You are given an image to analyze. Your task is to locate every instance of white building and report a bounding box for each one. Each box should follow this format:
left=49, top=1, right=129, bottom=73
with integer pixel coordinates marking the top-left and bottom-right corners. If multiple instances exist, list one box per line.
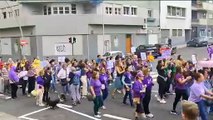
left=160, top=1, right=191, bottom=45
left=0, top=0, right=160, bottom=60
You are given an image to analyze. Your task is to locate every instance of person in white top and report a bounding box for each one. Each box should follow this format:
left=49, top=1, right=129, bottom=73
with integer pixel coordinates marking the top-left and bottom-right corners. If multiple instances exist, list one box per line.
left=57, top=64, right=70, bottom=95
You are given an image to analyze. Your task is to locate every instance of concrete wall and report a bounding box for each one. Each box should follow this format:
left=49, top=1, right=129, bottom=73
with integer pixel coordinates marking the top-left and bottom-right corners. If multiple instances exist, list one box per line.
left=160, top=1, right=191, bottom=30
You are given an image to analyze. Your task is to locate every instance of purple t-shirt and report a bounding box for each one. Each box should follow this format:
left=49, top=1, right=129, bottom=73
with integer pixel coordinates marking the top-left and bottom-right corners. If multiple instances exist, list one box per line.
left=143, top=75, right=154, bottom=91
left=175, top=73, right=187, bottom=90
left=132, top=80, right=145, bottom=99
left=90, top=79, right=102, bottom=96
left=188, top=82, right=208, bottom=103
left=99, top=73, right=109, bottom=88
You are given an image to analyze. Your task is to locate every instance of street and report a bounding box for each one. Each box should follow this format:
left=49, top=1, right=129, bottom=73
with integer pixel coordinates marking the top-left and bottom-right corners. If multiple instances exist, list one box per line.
left=0, top=47, right=212, bottom=120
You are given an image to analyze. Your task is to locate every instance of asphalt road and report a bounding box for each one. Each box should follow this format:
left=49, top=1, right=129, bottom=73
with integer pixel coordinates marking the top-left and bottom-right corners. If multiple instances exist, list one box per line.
left=0, top=46, right=212, bottom=120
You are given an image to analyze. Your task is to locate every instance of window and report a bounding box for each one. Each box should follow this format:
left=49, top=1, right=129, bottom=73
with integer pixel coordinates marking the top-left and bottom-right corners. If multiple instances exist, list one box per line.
left=3, top=12, right=6, bottom=19
left=181, top=8, right=186, bottom=17
left=178, top=29, right=182, bottom=36
left=65, top=7, right=70, bottom=14
left=109, top=7, right=112, bottom=14
left=167, top=6, right=186, bottom=17
left=105, top=7, right=112, bottom=14
left=176, top=8, right=181, bottom=16
left=71, top=4, right=76, bottom=14
left=172, top=7, right=176, bottom=16
left=172, top=29, right=177, bottom=36
left=123, top=7, right=129, bottom=15
left=53, top=7, right=58, bottom=14
left=131, top=7, right=137, bottom=15
left=47, top=7, right=51, bottom=15
left=43, top=6, right=47, bottom=15
left=14, top=9, right=19, bottom=16
left=167, top=6, right=171, bottom=16
left=59, top=7, right=63, bottom=14
left=115, top=8, right=118, bottom=14
left=148, top=9, right=153, bottom=17
left=9, top=11, right=13, bottom=17
left=118, top=8, right=121, bottom=15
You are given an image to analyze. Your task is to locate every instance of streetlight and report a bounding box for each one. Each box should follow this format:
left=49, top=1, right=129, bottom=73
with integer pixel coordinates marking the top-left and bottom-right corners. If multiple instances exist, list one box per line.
left=5, top=0, right=24, bottom=59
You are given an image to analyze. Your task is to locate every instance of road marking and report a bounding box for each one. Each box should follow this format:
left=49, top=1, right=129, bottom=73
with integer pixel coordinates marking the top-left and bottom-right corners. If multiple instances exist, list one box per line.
left=57, top=105, right=101, bottom=120
left=18, top=107, right=50, bottom=120
left=103, top=114, right=131, bottom=120
left=19, top=116, right=38, bottom=120
left=152, top=90, right=158, bottom=93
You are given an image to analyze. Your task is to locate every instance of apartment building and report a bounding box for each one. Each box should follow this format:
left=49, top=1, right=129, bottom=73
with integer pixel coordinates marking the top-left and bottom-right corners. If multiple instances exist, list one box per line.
left=0, top=0, right=159, bottom=60
left=191, top=0, right=213, bottom=39
left=160, top=1, right=191, bottom=46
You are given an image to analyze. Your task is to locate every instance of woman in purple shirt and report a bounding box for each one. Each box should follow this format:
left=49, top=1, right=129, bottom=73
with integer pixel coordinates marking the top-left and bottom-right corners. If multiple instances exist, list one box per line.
left=99, top=67, right=109, bottom=110
left=36, top=70, right=45, bottom=107
left=189, top=72, right=213, bottom=120
left=132, top=71, right=147, bottom=120
left=171, top=66, right=191, bottom=115
left=90, top=71, right=103, bottom=118
left=142, top=68, right=154, bottom=118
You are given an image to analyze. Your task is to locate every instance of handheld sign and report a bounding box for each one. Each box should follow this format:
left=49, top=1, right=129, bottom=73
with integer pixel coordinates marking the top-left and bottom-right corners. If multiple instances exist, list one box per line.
left=191, top=54, right=197, bottom=64
left=140, top=52, right=147, bottom=61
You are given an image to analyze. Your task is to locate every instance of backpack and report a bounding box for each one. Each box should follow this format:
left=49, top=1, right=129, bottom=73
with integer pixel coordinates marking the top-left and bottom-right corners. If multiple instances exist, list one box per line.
left=72, top=75, right=80, bottom=85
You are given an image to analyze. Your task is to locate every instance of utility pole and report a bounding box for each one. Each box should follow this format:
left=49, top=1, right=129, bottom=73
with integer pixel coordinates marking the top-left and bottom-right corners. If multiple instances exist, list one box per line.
left=5, top=0, right=23, bottom=59
left=68, top=37, right=76, bottom=56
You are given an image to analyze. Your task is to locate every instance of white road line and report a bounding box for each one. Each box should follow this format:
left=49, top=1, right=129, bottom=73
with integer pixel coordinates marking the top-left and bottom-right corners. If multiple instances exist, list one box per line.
left=152, top=90, right=158, bottom=93
left=103, top=114, right=131, bottom=120
left=19, top=116, right=38, bottom=120
left=57, top=103, right=73, bottom=108
left=18, top=107, right=50, bottom=119
left=57, top=105, right=101, bottom=120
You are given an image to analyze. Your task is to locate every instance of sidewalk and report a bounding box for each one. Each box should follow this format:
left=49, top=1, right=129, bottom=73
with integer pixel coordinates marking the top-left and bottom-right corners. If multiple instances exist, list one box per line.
left=0, top=112, right=19, bottom=120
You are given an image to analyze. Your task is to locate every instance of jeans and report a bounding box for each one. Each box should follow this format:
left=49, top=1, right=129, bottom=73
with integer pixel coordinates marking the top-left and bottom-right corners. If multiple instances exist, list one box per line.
left=70, top=84, right=81, bottom=102
left=102, top=88, right=109, bottom=102
left=123, top=86, right=133, bottom=106
left=50, top=74, right=56, bottom=91
left=22, top=80, right=27, bottom=95
left=143, top=89, right=151, bottom=114
left=172, top=89, right=188, bottom=111
left=62, top=84, right=69, bottom=94
left=28, top=76, right=35, bottom=94
left=43, top=84, right=50, bottom=102
left=10, top=83, right=18, bottom=99
left=93, top=95, right=103, bottom=115
left=196, top=100, right=209, bottom=120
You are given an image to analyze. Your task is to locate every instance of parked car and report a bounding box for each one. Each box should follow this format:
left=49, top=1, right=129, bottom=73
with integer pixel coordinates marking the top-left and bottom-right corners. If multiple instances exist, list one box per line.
left=103, top=51, right=125, bottom=58
left=154, top=43, right=177, bottom=55
left=187, top=37, right=208, bottom=47
left=135, top=44, right=160, bottom=58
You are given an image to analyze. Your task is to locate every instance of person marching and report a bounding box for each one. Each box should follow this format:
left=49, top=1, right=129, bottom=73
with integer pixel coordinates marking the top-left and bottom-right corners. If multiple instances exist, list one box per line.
left=9, top=66, right=19, bottom=99
left=90, top=71, right=103, bottom=118
left=99, top=67, right=109, bottom=109
left=132, top=71, right=147, bottom=120
left=36, top=70, right=45, bottom=107
left=142, top=68, right=154, bottom=118
left=122, top=65, right=133, bottom=107
left=171, top=66, right=191, bottom=115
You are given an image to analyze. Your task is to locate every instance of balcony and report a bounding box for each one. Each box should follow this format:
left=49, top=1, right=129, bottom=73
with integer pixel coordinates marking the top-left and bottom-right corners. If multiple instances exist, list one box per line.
left=192, top=1, right=213, bottom=11
left=147, top=17, right=156, bottom=22
left=191, top=18, right=213, bottom=26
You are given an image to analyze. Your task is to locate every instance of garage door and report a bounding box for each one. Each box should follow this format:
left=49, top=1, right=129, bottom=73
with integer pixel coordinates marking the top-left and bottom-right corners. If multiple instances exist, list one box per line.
left=148, top=34, right=158, bottom=45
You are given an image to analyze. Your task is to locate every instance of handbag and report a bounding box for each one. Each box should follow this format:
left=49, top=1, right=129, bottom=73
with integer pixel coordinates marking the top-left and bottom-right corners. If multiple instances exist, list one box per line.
left=86, top=93, right=94, bottom=102
left=31, top=89, right=38, bottom=97
left=133, top=97, right=140, bottom=104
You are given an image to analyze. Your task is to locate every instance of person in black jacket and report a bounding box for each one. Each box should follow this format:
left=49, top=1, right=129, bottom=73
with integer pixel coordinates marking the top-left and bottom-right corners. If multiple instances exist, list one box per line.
left=43, top=67, right=52, bottom=102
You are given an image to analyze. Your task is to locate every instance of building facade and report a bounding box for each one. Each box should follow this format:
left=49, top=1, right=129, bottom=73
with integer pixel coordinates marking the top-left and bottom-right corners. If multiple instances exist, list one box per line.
left=160, top=1, right=191, bottom=46
left=191, top=0, right=213, bottom=39
left=0, top=0, right=160, bottom=60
